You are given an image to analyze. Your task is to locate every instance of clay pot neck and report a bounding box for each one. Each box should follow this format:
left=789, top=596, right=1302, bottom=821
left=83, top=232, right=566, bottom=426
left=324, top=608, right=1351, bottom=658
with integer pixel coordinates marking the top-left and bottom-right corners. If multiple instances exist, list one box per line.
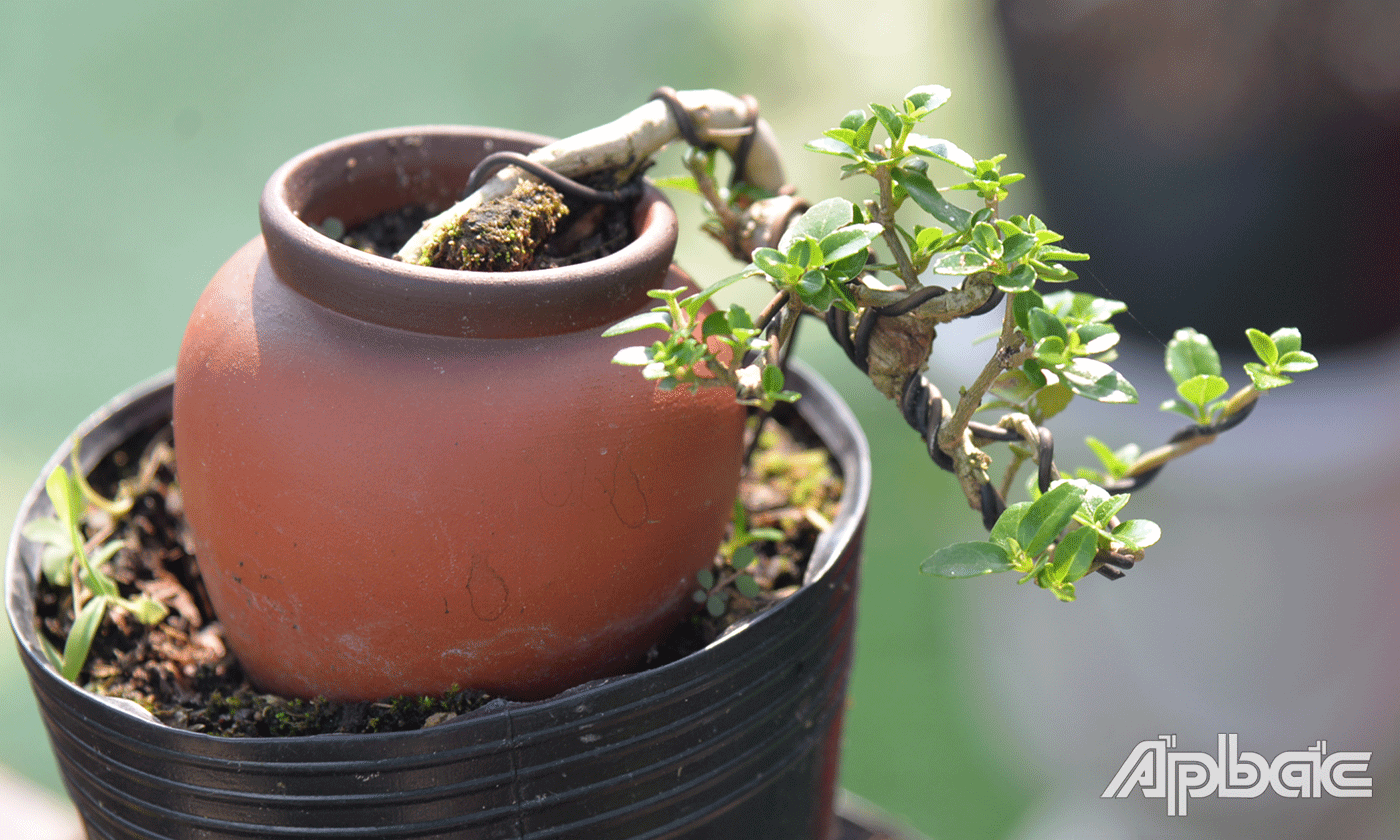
left=258, top=126, right=679, bottom=339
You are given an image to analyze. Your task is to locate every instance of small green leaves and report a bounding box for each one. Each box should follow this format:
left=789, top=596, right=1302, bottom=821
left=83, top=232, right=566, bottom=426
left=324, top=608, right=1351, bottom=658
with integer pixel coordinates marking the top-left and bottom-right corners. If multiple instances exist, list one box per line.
left=756, top=197, right=879, bottom=312
left=1161, top=326, right=1317, bottom=424
left=1082, top=436, right=1140, bottom=482
left=696, top=499, right=786, bottom=617
left=606, top=271, right=803, bottom=409
left=1012, top=291, right=1137, bottom=405
left=30, top=461, right=169, bottom=683
left=922, top=478, right=1159, bottom=602
left=1244, top=327, right=1318, bottom=390
left=1161, top=328, right=1229, bottom=424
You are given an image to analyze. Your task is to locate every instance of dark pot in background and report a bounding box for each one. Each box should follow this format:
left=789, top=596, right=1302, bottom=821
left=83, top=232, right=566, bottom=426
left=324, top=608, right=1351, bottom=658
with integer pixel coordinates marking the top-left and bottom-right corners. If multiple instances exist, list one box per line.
left=996, top=0, right=1400, bottom=353
left=6, top=362, right=874, bottom=840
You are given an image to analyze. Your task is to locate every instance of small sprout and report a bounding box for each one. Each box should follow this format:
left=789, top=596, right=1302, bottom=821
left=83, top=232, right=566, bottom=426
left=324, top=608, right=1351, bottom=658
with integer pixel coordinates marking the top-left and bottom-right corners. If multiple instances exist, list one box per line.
left=29, top=458, right=168, bottom=683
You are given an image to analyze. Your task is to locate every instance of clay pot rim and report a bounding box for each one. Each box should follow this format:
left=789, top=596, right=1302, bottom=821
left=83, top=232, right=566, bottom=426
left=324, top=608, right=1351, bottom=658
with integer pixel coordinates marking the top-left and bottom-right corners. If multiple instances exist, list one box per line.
left=259, top=125, right=680, bottom=339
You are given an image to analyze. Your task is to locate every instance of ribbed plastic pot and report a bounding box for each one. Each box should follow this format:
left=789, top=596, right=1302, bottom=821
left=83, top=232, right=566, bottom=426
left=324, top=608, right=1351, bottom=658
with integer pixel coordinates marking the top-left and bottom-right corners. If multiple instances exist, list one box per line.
left=7, top=361, right=870, bottom=840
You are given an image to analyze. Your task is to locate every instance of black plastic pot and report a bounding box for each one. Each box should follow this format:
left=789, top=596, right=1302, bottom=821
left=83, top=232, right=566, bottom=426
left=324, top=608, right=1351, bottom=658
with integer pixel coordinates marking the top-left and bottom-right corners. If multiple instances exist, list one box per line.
left=7, top=362, right=872, bottom=840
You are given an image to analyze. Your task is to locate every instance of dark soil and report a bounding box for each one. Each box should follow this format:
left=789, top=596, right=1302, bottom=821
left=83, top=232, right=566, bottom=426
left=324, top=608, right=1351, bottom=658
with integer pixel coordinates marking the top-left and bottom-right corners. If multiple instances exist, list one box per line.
left=32, top=407, right=841, bottom=737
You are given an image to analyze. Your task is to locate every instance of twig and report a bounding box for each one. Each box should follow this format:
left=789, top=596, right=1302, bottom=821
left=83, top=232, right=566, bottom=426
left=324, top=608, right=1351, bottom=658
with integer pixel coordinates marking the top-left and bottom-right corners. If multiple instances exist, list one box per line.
left=397, top=90, right=786, bottom=264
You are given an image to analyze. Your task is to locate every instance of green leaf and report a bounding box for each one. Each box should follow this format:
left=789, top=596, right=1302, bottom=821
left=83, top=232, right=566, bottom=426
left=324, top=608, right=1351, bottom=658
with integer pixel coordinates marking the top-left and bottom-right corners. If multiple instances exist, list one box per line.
left=990, top=502, right=1029, bottom=550
left=734, top=574, right=761, bottom=599
left=1035, top=244, right=1090, bottom=262
left=1061, top=359, right=1138, bottom=403
left=22, top=517, right=75, bottom=586
left=818, top=224, right=883, bottom=264
left=706, top=593, right=727, bottom=618
left=1085, top=436, right=1138, bottom=479
left=1027, top=308, right=1069, bottom=343
left=871, top=102, right=903, bottom=144
left=903, top=84, right=951, bottom=113
left=1244, top=362, right=1293, bottom=390
left=1276, top=350, right=1318, bottom=373
left=823, top=128, right=858, bottom=147
left=611, top=345, right=654, bottom=367
left=1159, top=398, right=1202, bottom=422
left=1001, top=232, right=1037, bottom=264
left=929, top=248, right=993, bottom=275
left=1042, top=291, right=1127, bottom=325
left=853, top=116, right=878, bottom=152
left=124, top=595, right=170, bottom=626
left=686, top=270, right=751, bottom=311
left=701, top=310, right=732, bottom=339
left=1018, top=481, right=1086, bottom=559
left=1028, top=382, right=1074, bottom=422
left=650, top=175, right=701, bottom=196
left=1050, top=526, right=1098, bottom=584
left=752, top=247, right=788, bottom=280
left=1246, top=328, right=1278, bottom=367
left=780, top=198, right=855, bottom=252
left=804, top=136, right=860, bottom=160
left=890, top=167, right=972, bottom=231
left=971, top=221, right=1001, bottom=259
left=1270, top=327, right=1303, bottom=355
left=45, top=467, right=84, bottom=536
left=1012, top=289, right=1045, bottom=334
left=603, top=311, right=672, bottom=337
left=997, top=263, right=1037, bottom=293
left=1035, top=335, right=1067, bottom=364
left=839, top=109, right=867, bottom=131
left=1075, top=323, right=1120, bottom=355
left=787, top=237, right=822, bottom=270
left=761, top=364, right=786, bottom=395
left=697, top=569, right=715, bottom=589
left=1165, top=327, right=1221, bottom=384
left=905, top=134, right=976, bottom=171
left=1092, top=492, right=1131, bottom=525
left=60, top=594, right=108, bottom=682
left=921, top=541, right=1014, bottom=577
left=1112, top=519, right=1161, bottom=550
left=1176, top=373, right=1229, bottom=409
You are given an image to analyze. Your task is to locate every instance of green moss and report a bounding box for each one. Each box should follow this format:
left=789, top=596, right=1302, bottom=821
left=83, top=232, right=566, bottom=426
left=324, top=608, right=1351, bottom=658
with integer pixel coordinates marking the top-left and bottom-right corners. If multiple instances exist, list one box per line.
left=420, top=180, right=568, bottom=271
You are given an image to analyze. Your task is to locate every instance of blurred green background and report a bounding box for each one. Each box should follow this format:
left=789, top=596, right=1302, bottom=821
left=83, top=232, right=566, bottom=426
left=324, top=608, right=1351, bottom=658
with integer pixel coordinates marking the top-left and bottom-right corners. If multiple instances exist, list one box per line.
left=1, top=2, right=1032, bottom=837
left=9, top=2, right=1398, bottom=839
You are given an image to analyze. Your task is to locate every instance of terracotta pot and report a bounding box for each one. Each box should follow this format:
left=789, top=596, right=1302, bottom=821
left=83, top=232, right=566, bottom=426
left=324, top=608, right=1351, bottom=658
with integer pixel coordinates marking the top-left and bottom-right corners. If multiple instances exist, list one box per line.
left=173, top=126, right=748, bottom=702
left=7, top=365, right=873, bottom=840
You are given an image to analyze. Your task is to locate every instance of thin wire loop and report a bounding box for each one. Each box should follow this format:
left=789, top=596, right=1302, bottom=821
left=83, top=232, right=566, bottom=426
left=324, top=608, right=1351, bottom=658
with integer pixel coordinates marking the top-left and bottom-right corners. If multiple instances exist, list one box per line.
left=464, top=151, right=641, bottom=205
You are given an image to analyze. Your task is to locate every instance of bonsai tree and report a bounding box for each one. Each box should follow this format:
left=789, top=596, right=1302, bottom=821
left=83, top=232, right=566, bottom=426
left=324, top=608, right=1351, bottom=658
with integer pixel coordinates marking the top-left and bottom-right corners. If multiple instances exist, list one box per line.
left=27, top=84, right=1318, bottom=690
left=405, top=84, right=1315, bottom=603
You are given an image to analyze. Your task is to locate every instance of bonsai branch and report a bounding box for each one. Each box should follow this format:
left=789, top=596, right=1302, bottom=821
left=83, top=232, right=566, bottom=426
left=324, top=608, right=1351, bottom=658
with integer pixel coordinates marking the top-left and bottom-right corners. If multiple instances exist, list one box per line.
left=1118, top=385, right=1261, bottom=481
left=397, top=90, right=787, bottom=265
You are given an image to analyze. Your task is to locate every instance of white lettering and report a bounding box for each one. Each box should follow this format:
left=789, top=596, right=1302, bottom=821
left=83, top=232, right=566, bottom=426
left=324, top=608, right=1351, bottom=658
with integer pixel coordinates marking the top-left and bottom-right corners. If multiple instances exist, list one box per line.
left=1104, top=734, right=1372, bottom=815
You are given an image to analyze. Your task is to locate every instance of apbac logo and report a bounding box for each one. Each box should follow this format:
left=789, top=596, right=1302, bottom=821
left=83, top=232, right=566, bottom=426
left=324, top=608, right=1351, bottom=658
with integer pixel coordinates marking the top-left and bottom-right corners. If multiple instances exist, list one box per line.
left=1102, top=734, right=1372, bottom=816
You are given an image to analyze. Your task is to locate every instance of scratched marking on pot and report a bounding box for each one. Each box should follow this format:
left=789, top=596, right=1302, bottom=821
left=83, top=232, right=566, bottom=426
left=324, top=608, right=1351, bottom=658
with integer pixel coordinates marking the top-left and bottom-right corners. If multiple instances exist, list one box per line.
left=599, top=455, right=649, bottom=528
left=465, top=555, right=509, bottom=621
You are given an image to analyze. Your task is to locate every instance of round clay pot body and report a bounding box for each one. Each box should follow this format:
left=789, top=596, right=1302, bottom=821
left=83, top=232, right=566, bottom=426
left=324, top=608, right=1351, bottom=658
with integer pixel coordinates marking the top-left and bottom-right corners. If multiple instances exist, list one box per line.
left=7, top=365, right=871, bottom=840
left=174, top=126, right=747, bottom=702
